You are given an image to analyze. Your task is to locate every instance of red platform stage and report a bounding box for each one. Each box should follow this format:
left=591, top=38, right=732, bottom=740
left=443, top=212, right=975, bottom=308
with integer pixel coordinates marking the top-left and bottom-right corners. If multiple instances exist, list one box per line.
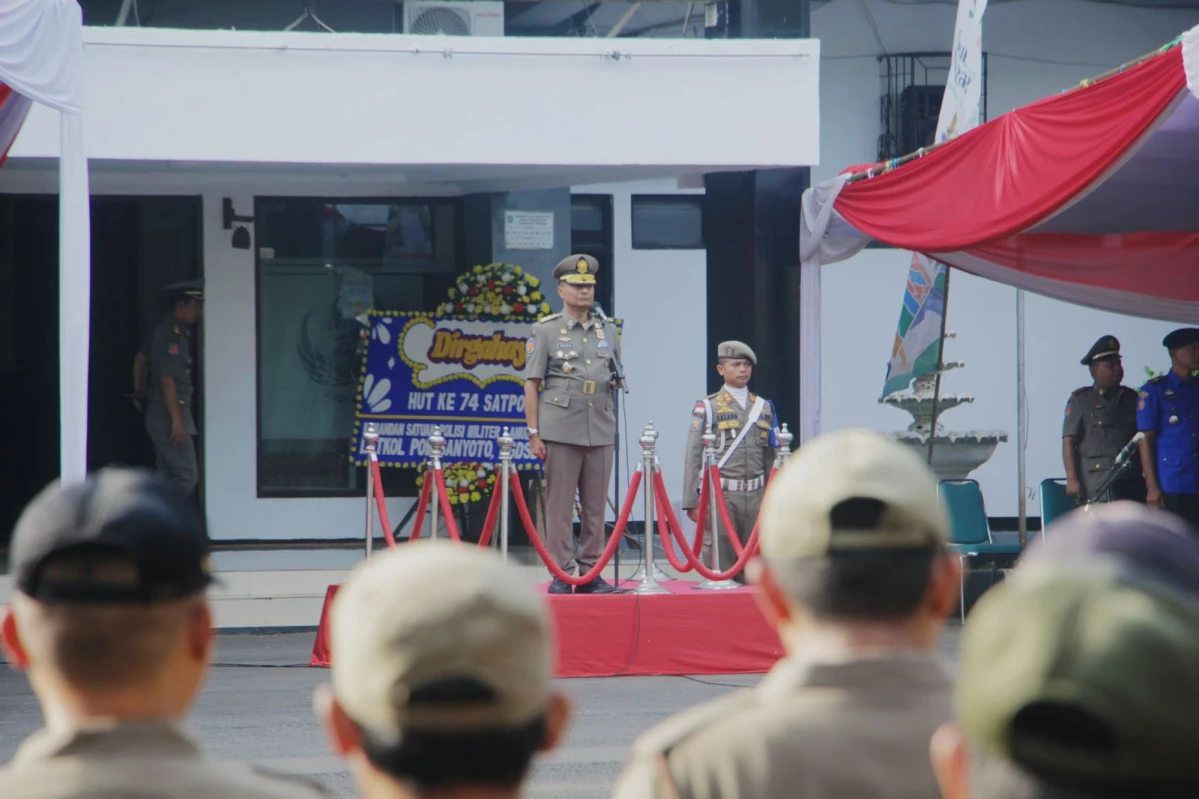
left=309, top=580, right=783, bottom=678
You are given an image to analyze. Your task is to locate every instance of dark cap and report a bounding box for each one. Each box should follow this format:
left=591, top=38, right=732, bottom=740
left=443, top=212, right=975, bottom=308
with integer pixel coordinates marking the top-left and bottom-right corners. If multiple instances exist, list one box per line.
left=958, top=503, right=1199, bottom=791
left=553, top=254, right=598, bottom=286
left=1080, top=335, right=1120, bottom=365
left=163, top=279, right=204, bottom=301
left=10, top=468, right=214, bottom=604
left=1163, top=327, right=1199, bottom=350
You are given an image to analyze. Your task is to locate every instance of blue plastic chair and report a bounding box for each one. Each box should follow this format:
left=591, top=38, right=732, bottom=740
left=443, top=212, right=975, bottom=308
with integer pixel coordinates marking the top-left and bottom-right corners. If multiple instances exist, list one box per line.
left=1039, top=478, right=1078, bottom=539
left=938, top=479, right=1022, bottom=620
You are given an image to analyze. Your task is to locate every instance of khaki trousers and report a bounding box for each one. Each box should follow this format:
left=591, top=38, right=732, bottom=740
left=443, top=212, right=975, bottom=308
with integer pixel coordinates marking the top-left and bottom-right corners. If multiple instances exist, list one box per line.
left=544, top=442, right=614, bottom=574
left=701, top=488, right=762, bottom=583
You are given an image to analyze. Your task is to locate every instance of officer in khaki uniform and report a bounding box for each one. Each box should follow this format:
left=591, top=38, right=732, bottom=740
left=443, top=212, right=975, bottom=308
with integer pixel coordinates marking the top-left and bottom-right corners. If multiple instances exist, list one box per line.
left=1062, top=335, right=1144, bottom=504
left=682, top=341, right=778, bottom=581
left=524, top=255, right=625, bottom=595
left=930, top=503, right=1199, bottom=798
left=314, top=542, right=573, bottom=798
left=613, top=429, right=960, bottom=799
left=0, top=468, right=328, bottom=799
left=134, top=279, right=204, bottom=497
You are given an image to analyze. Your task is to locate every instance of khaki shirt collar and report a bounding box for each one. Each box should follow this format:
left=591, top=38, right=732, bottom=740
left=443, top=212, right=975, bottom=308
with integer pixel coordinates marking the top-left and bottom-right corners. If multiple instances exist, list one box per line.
left=756, top=647, right=952, bottom=701
left=11, top=718, right=199, bottom=765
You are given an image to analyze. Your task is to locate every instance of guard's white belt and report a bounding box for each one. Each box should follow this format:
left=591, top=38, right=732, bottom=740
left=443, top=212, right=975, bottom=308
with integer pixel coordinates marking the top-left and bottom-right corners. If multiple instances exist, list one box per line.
left=719, top=476, right=765, bottom=492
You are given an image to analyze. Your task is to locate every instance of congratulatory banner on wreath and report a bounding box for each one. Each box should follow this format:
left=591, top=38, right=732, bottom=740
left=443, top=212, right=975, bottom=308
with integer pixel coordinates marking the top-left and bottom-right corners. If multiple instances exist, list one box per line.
left=351, top=311, right=542, bottom=469
left=349, top=262, right=621, bottom=470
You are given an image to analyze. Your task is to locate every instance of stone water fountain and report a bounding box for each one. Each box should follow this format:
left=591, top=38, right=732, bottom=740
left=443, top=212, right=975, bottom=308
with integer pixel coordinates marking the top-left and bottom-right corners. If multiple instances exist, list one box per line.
left=880, top=333, right=1008, bottom=480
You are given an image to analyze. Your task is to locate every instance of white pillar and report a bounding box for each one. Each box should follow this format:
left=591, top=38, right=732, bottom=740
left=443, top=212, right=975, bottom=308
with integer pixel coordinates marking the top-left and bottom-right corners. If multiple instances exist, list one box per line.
left=59, top=110, right=90, bottom=483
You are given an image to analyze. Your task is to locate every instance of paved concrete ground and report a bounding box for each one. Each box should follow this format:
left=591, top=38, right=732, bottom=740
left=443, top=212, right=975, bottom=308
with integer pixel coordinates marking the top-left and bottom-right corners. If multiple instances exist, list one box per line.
left=0, top=625, right=962, bottom=798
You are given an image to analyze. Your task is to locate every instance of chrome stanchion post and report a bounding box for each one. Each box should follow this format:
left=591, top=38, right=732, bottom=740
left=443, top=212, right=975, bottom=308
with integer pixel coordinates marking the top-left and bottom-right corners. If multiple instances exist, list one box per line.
left=695, top=421, right=738, bottom=591
left=633, top=422, right=670, bottom=595
left=776, top=422, right=794, bottom=469
left=428, top=425, right=446, bottom=540
left=498, top=426, right=514, bottom=562
left=628, top=421, right=670, bottom=585
left=363, top=422, right=379, bottom=559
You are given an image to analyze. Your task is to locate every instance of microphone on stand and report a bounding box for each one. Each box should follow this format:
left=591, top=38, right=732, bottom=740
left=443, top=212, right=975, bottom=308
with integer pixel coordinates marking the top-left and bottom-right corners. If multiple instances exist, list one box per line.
left=1114, top=432, right=1146, bottom=467
left=591, top=303, right=628, bottom=394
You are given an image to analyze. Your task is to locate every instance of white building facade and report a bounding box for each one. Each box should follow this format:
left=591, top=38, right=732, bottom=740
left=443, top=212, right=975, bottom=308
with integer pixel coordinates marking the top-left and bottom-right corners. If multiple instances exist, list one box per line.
left=2, top=0, right=1196, bottom=550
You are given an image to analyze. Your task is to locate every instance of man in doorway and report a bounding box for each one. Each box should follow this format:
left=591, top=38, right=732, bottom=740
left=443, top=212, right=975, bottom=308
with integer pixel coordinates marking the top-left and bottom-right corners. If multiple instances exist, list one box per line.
left=1062, top=335, right=1144, bottom=504
left=524, top=255, right=625, bottom=595
left=133, top=279, right=203, bottom=498
left=1137, top=327, right=1199, bottom=528
left=682, top=341, right=779, bottom=582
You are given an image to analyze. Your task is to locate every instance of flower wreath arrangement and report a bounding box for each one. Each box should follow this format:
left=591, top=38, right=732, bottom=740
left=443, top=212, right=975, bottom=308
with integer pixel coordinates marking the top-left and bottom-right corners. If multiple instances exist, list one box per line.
left=435, top=263, right=552, bottom=321
left=416, top=461, right=498, bottom=506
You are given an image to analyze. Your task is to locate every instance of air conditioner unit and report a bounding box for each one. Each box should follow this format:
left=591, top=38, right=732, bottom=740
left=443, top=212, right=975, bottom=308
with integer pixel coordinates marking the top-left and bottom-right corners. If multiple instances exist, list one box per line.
left=403, top=1, right=505, bottom=37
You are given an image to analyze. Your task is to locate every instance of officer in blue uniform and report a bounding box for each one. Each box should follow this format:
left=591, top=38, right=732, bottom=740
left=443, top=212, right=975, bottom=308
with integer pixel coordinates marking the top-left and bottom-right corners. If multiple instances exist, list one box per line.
left=1137, top=327, right=1199, bottom=529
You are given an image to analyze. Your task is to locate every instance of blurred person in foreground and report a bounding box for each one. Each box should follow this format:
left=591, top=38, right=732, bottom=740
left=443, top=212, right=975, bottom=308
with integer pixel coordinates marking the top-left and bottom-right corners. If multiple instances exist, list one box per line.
left=313, top=541, right=572, bottom=799
left=930, top=501, right=1199, bottom=799
left=612, top=428, right=962, bottom=798
left=0, top=467, right=327, bottom=798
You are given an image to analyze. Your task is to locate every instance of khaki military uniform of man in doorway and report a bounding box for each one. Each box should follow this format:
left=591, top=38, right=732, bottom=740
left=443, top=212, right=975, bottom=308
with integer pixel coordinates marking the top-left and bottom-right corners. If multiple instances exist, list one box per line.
left=1062, top=335, right=1144, bottom=504
left=524, top=255, right=625, bottom=595
left=134, top=280, right=203, bottom=497
left=682, top=341, right=778, bottom=582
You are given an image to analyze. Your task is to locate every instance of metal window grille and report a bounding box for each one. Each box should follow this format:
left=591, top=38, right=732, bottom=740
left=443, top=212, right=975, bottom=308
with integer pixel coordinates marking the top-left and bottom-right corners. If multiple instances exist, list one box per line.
left=878, top=52, right=988, bottom=162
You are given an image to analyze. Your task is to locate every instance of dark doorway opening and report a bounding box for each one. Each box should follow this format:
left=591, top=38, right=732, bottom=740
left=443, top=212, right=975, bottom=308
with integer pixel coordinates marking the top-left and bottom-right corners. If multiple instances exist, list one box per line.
left=0, top=195, right=203, bottom=548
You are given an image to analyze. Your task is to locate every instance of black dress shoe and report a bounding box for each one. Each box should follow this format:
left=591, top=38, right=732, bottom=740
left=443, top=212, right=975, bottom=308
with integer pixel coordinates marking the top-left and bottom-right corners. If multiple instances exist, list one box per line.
left=547, top=578, right=573, bottom=595
left=575, top=576, right=629, bottom=594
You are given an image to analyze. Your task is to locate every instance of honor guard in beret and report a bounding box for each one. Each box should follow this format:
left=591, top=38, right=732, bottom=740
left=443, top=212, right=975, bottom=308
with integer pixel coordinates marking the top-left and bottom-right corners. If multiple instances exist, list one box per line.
left=524, top=254, right=627, bottom=594
left=0, top=467, right=329, bottom=798
left=1136, top=327, right=1199, bottom=529
left=681, top=341, right=780, bottom=581
left=1062, top=335, right=1144, bottom=505
left=615, top=430, right=959, bottom=799
left=931, top=502, right=1199, bottom=797
left=132, top=279, right=204, bottom=499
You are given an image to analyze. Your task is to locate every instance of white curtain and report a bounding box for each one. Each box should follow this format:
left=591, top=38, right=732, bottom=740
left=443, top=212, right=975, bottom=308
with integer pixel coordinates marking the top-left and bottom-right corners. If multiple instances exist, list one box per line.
left=0, top=0, right=88, bottom=482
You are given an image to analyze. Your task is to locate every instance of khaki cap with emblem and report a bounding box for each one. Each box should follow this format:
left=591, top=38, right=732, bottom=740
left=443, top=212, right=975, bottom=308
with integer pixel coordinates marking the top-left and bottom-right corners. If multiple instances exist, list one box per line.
left=957, top=562, right=1199, bottom=790
left=1080, top=334, right=1120, bottom=365
left=330, top=541, right=552, bottom=742
left=716, top=340, right=757, bottom=365
left=758, top=428, right=948, bottom=559
left=553, top=254, right=598, bottom=285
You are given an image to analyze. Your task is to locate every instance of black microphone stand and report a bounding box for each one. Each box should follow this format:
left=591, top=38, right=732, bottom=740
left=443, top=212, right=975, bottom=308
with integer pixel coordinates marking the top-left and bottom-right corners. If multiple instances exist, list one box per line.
left=1083, top=449, right=1139, bottom=509
left=593, top=305, right=631, bottom=585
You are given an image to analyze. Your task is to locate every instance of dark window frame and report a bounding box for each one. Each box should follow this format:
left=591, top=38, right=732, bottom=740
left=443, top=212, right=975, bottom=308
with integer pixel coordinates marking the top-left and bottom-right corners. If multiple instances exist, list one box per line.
left=253, top=195, right=464, bottom=499
left=630, top=194, right=705, bottom=251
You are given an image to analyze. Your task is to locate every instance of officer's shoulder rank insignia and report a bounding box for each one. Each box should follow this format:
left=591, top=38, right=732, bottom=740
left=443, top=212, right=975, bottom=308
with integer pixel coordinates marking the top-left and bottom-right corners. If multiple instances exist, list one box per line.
left=537, top=312, right=561, bottom=324
left=1148, top=375, right=1167, bottom=384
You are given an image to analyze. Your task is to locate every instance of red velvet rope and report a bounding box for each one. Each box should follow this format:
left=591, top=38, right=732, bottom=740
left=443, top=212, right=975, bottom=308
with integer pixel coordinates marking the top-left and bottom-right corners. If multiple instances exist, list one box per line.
left=476, top=477, right=503, bottom=548
left=652, top=474, right=694, bottom=574
left=406, top=474, right=433, bottom=542
left=709, top=464, right=746, bottom=557
left=651, top=466, right=780, bottom=582
left=510, top=468, right=642, bottom=586
left=369, top=458, right=397, bottom=548
left=432, top=468, right=463, bottom=542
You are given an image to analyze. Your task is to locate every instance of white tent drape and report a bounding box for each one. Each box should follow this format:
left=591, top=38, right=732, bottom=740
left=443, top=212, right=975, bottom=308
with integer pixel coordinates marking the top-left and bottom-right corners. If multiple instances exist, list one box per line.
left=0, top=0, right=89, bottom=483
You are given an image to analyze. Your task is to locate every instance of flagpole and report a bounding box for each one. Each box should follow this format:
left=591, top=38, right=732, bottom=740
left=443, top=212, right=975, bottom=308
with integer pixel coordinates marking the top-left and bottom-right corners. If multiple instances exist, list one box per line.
left=1016, top=290, right=1028, bottom=547
left=926, top=265, right=952, bottom=466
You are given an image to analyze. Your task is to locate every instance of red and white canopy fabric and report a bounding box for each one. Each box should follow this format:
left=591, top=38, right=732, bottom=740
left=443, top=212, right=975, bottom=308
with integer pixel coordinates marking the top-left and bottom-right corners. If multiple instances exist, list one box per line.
left=797, top=24, right=1199, bottom=442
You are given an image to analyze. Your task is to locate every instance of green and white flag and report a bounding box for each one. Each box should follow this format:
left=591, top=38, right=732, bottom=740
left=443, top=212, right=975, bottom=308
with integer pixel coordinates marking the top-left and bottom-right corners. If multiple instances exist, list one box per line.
left=882, top=0, right=988, bottom=398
